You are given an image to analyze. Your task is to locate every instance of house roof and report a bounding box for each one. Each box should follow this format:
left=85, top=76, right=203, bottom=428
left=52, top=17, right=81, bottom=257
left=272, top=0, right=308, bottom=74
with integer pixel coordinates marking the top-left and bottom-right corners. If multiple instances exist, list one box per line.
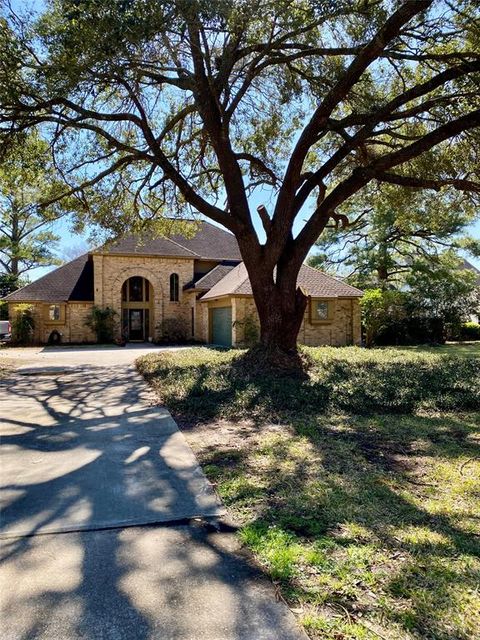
left=2, top=223, right=362, bottom=305
left=184, top=263, right=237, bottom=291
left=3, top=254, right=94, bottom=302
left=462, top=259, right=480, bottom=285
left=2, top=221, right=240, bottom=303
left=200, top=262, right=363, bottom=300
left=97, top=220, right=241, bottom=261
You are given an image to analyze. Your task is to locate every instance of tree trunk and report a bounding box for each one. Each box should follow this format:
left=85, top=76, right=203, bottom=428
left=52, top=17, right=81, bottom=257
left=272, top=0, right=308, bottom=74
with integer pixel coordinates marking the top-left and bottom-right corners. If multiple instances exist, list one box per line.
left=256, top=288, right=307, bottom=353
left=10, top=212, right=20, bottom=277
left=233, top=220, right=314, bottom=372
left=243, top=258, right=309, bottom=372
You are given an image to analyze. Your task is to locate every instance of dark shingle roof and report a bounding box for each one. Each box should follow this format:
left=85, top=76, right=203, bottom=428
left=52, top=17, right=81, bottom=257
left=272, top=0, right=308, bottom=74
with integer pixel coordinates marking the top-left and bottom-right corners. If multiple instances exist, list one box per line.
left=184, top=264, right=237, bottom=291
left=3, top=254, right=94, bottom=302
left=201, top=262, right=363, bottom=300
left=100, top=220, right=241, bottom=261
left=3, top=221, right=241, bottom=303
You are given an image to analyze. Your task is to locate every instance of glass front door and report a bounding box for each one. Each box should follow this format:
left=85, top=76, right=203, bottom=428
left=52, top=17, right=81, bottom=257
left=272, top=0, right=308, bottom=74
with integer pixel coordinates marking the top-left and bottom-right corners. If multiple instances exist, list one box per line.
left=129, top=309, right=144, bottom=341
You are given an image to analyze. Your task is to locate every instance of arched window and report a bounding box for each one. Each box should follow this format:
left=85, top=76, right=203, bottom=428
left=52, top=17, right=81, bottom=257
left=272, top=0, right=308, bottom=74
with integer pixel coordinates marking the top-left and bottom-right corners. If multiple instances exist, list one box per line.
left=122, top=276, right=149, bottom=302
left=170, top=273, right=179, bottom=302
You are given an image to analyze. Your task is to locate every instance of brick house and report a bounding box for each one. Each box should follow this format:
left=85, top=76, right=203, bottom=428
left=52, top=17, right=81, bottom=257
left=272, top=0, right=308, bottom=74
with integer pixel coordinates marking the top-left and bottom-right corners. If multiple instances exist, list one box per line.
left=3, top=221, right=362, bottom=347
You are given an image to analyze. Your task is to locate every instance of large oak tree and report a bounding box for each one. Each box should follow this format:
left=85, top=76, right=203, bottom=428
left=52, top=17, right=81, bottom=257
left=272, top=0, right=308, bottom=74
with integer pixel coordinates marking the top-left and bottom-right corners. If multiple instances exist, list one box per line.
left=1, top=0, right=479, bottom=361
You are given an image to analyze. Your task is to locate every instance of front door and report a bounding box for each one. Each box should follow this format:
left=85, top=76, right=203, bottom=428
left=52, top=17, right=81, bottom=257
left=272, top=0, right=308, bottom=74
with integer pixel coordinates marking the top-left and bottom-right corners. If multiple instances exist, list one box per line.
left=129, top=309, right=144, bottom=341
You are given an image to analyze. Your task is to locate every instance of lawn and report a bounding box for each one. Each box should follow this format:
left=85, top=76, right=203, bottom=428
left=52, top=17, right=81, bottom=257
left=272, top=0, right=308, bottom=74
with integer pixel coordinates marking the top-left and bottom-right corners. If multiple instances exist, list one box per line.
left=384, top=342, right=480, bottom=358
left=137, top=346, right=480, bottom=640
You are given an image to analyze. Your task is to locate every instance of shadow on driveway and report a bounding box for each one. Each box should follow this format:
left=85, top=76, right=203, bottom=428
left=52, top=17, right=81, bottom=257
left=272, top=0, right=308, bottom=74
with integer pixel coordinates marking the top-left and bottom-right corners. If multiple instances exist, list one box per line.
left=0, top=365, right=304, bottom=640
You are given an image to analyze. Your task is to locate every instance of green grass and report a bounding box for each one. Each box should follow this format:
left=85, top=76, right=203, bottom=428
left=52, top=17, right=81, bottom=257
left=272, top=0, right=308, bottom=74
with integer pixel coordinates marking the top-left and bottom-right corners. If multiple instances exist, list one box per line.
left=137, top=346, right=480, bottom=640
left=138, top=345, right=479, bottom=418
left=382, top=342, right=480, bottom=358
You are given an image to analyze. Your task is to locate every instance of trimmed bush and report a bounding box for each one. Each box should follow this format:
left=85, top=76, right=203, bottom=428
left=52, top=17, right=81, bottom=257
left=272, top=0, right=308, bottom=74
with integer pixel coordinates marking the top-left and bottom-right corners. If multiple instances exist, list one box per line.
left=160, top=317, right=188, bottom=343
left=11, top=305, right=35, bottom=344
left=85, top=306, right=117, bottom=343
left=460, top=322, right=480, bottom=341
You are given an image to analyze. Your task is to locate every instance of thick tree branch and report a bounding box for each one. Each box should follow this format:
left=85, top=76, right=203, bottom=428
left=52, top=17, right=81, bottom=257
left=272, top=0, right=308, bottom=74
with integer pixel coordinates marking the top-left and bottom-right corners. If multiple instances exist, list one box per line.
left=273, top=0, right=433, bottom=245
left=293, top=60, right=480, bottom=211
left=293, top=108, right=480, bottom=270
left=376, top=172, right=480, bottom=193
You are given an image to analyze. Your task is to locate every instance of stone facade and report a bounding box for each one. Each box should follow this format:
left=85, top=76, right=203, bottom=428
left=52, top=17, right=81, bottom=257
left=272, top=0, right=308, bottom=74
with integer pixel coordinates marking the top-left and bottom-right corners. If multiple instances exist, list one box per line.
left=92, top=253, right=195, bottom=341
left=7, top=253, right=362, bottom=346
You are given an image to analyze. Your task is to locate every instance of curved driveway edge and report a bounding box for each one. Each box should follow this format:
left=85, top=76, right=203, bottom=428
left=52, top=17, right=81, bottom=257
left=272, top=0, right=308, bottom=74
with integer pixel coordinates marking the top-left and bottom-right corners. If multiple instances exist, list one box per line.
left=0, top=346, right=307, bottom=640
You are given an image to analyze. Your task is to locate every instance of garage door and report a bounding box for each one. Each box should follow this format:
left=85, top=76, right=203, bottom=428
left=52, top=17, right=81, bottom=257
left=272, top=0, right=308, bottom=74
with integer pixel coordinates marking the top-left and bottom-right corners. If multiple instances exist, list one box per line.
left=211, top=307, right=232, bottom=347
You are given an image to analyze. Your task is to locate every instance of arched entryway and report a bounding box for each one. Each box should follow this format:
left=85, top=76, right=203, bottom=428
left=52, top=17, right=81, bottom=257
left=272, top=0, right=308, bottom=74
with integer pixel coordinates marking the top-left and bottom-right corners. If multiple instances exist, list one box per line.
left=121, top=276, right=153, bottom=342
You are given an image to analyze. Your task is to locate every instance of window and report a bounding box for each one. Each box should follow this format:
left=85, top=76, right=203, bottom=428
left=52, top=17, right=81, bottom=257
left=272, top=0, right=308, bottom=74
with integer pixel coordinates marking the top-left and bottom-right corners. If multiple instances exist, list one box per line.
left=49, top=305, right=61, bottom=321
left=170, top=273, right=179, bottom=302
left=311, top=299, right=333, bottom=323
left=129, top=276, right=144, bottom=302
left=315, top=301, right=329, bottom=320
left=45, top=304, right=64, bottom=323
left=122, top=277, right=150, bottom=302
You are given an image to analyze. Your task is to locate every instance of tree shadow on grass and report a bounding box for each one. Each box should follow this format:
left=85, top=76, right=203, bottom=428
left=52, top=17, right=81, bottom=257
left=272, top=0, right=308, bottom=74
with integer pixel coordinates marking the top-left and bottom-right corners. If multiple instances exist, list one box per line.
left=141, top=351, right=480, bottom=425
left=170, top=361, right=480, bottom=638
left=240, top=414, right=479, bottom=638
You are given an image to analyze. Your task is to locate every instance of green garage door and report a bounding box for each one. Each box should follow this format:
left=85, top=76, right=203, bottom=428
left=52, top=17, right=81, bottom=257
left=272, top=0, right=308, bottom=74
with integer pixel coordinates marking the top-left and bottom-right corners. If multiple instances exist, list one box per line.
left=211, top=307, right=232, bottom=347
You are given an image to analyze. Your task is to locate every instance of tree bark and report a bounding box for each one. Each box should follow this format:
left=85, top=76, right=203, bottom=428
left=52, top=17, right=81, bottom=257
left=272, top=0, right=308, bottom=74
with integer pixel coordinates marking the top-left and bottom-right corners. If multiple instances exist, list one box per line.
left=243, top=254, right=308, bottom=357
left=257, top=292, right=307, bottom=353
left=10, top=212, right=20, bottom=277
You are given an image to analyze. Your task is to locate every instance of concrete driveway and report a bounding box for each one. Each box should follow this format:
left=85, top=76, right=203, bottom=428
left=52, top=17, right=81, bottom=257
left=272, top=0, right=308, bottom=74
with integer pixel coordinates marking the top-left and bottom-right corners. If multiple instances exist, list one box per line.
left=0, top=346, right=305, bottom=640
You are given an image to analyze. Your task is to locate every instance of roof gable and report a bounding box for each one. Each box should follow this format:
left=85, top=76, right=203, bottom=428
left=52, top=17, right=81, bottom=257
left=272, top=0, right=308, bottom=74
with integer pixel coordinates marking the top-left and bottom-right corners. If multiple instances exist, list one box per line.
left=2, top=221, right=240, bottom=304
left=185, top=264, right=237, bottom=291
left=99, top=220, right=241, bottom=261
left=200, top=262, right=363, bottom=300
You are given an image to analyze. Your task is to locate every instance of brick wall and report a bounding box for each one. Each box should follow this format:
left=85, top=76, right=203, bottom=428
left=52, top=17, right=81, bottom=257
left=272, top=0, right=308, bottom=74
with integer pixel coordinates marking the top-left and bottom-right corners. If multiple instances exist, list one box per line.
left=202, top=295, right=362, bottom=347
left=8, top=301, right=95, bottom=344
left=93, top=254, right=195, bottom=340
left=67, top=303, right=96, bottom=343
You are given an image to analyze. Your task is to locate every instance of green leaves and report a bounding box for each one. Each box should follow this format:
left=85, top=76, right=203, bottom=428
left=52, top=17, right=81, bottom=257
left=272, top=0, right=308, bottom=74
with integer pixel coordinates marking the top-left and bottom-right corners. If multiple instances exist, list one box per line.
left=0, top=130, right=66, bottom=278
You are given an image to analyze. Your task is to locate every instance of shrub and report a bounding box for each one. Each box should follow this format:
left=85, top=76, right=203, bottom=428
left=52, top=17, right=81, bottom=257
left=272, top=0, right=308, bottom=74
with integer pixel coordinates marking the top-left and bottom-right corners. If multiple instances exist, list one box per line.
left=460, top=322, right=480, bottom=341
left=11, top=305, right=35, bottom=344
left=233, top=314, right=259, bottom=347
left=160, top=317, right=188, bottom=343
left=85, top=306, right=117, bottom=343
left=360, top=289, right=407, bottom=347
left=137, top=346, right=480, bottom=418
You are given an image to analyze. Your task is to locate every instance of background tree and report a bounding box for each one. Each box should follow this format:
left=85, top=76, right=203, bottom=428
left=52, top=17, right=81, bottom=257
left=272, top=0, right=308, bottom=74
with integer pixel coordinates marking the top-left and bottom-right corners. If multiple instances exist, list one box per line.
left=308, top=182, right=480, bottom=288
left=1, top=0, right=480, bottom=365
left=406, top=252, right=480, bottom=332
left=0, top=130, right=74, bottom=289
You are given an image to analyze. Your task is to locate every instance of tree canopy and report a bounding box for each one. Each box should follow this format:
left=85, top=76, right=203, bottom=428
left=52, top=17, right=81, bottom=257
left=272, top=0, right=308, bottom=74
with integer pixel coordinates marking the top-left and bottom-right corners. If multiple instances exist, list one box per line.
left=1, top=0, right=479, bottom=358
left=0, top=130, right=76, bottom=287
left=308, top=182, right=479, bottom=287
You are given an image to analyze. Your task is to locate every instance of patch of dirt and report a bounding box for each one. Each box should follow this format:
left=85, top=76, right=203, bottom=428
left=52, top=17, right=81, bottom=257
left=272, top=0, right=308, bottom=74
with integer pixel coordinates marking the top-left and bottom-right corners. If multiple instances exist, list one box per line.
left=177, top=416, right=292, bottom=460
